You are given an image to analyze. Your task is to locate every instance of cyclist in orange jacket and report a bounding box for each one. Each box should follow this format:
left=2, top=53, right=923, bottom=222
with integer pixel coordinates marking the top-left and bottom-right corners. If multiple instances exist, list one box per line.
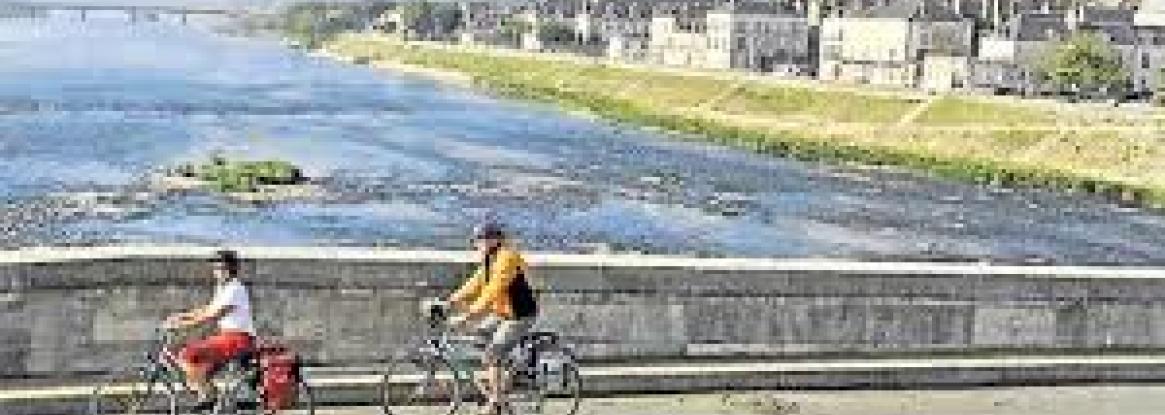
left=448, top=222, right=539, bottom=415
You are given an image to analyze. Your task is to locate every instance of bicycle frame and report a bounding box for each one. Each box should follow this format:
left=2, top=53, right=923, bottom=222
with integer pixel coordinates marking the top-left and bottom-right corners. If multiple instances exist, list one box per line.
left=418, top=317, right=536, bottom=395
left=136, top=327, right=195, bottom=396
left=135, top=327, right=270, bottom=410
left=388, top=298, right=582, bottom=415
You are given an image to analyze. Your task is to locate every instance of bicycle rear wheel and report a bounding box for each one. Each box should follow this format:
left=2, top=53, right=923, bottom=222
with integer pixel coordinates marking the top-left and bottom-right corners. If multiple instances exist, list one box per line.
left=212, top=369, right=315, bottom=415
left=278, top=378, right=316, bottom=415
left=509, top=345, right=581, bottom=415
left=380, top=353, right=461, bottom=415
left=87, top=368, right=178, bottom=415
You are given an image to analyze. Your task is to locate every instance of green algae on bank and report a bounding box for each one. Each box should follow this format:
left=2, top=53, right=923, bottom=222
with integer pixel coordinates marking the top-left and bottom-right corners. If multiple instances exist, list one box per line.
left=324, top=35, right=1165, bottom=210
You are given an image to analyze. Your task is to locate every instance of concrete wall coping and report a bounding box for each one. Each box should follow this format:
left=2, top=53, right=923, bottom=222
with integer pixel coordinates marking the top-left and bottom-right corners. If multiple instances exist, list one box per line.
left=1, top=245, right=1163, bottom=279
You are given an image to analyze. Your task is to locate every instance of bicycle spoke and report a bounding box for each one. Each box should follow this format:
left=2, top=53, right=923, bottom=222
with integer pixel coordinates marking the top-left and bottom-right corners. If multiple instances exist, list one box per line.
left=527, top=347, right=582, bottom=415
left=87, top=369, right=177, bottom=415
left=381, top=354, right=460, bottom=415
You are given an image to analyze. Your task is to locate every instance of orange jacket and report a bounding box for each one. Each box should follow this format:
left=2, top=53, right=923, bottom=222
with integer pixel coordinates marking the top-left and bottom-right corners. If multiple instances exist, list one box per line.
left=450, top=246, right=528, bottom=319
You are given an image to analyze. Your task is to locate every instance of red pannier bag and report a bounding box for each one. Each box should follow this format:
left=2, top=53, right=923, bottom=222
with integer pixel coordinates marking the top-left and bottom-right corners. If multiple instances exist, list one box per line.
left=257, top=338, right=299, bottom=411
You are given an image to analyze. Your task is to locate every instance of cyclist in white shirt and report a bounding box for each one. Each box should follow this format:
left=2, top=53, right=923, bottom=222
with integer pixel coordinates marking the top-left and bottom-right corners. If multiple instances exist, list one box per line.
left=164, top=249, right=257, bottom=412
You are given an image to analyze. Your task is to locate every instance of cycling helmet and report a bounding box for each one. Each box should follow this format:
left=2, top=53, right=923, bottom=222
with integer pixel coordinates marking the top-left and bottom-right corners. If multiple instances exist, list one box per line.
left=472, top=221, right=506, bottom=241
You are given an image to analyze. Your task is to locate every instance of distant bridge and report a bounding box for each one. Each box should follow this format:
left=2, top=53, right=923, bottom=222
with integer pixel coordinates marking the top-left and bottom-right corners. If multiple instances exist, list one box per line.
left=0, top=2, right=244, bottom=23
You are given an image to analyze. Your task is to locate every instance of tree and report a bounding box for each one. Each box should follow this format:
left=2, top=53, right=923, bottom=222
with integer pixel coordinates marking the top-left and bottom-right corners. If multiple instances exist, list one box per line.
left=498, top=16, right=532, bottom=47
left=279, top=3, right=372, bottom=49
left=397, top=1, right=433, bottom=40
left=394, top=1, right=460, bottom=41
left=1038, top=31, right=1130, bottom=100
left=537, top=21, right=577, bottom=45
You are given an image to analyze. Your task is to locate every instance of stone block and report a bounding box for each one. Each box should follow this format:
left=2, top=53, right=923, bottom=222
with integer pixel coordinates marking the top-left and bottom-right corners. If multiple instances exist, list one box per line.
left=0, top=326, right=29, bottom=376
left=973, top=306, right=1057, bottom=347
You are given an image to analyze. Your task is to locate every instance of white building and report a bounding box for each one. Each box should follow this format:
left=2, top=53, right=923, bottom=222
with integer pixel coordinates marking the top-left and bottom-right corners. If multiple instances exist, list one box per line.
left=650, top=13, right=710, bottom=67
left=458, top=1, right=531, bottom=46
left=1132, top=0, right=1165, bottom=98
left=574, top=1, right=654, bottom=59
left=608, top=33, right=652, bottom=62
left=819, top=0, right=974, bottom=89
left=705, top=1, right=813, bottom=76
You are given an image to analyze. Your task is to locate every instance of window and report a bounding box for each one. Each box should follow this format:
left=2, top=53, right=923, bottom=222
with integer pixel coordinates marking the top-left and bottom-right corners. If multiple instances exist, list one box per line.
left=1143, top=52, right=1151, bottom=70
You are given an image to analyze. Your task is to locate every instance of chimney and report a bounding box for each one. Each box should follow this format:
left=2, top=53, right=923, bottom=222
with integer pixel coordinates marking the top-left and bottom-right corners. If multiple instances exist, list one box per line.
left=992, top=0, right=1002, bottom=29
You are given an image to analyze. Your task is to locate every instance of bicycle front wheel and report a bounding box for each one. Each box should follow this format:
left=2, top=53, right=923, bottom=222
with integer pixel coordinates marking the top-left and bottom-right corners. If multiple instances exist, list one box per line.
left=87, top=368, right=178, bottom=415
left=380, top=353, right=461, bottom=415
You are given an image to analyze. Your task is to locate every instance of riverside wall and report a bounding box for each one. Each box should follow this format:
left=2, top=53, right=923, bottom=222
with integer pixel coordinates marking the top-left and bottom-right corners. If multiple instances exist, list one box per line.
left=2, top=246, right=1165, bottom=378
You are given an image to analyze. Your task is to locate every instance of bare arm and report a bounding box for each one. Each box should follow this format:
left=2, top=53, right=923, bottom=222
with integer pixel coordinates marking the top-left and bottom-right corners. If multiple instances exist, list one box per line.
left=166, top=303, right=233, bottom=329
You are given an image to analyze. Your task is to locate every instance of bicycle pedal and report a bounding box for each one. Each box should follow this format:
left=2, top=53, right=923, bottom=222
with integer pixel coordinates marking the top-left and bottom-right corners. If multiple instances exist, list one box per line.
left=236, top=401, right=259, bottom=411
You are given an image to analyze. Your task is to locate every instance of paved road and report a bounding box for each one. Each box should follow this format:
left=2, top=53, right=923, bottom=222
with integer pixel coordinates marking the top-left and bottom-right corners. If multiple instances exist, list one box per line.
left=303, top=386, right=1165, bottom=415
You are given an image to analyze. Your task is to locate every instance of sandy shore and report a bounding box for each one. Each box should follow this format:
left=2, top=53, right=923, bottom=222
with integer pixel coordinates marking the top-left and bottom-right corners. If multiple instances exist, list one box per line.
left=313, top=47, right=475, bottom=87
left=368, top=59, right=475, bottom=86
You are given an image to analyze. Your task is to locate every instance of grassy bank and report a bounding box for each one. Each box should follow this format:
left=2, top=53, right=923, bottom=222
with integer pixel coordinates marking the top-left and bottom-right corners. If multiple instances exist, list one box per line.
left=326, top=34, right=1165, bottom=208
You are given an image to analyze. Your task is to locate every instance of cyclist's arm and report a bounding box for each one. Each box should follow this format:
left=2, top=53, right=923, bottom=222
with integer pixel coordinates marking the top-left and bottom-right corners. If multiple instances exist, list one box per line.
left=168, top=303, right=231, bottom=328
left=449, top=267, right=485, bottom=311
left=465, top=251, right=519, bottom=319
left=170, top=283, right=239, bottom=328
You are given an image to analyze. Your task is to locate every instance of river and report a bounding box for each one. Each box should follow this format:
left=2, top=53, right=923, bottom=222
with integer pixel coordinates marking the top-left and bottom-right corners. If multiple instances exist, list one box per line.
left=1, top=11, right=1163, bottom=264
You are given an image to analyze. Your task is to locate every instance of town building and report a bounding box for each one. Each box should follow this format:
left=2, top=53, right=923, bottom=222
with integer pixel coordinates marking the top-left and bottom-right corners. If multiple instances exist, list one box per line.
left=704, top=1, right=813, bottom=75
left=818, top=0, right=975, bottom=90
left=972, top=11, right=1066, bottom=95
left=648, top=1, right=720, bottom=67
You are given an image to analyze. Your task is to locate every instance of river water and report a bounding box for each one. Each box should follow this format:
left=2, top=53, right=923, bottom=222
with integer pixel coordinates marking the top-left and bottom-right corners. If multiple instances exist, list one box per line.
left=1, top=11, right=1163, bottom=264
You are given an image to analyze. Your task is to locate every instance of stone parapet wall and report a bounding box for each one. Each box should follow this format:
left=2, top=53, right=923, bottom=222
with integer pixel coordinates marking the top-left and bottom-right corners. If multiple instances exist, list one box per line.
left=2, top=246, right=1164, bottom=378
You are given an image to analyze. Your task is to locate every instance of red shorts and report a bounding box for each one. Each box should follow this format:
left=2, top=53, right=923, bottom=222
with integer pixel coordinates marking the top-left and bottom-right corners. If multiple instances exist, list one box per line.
left=179, top=331, right=254, bottom=373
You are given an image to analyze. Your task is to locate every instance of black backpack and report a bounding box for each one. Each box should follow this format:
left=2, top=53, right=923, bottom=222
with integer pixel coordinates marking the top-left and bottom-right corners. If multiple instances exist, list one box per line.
left=508, top=269, right=538, bottom=319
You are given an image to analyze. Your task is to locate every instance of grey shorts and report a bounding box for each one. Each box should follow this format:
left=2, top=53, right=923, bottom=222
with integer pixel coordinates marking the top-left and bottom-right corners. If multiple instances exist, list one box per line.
left=472, top=315, right=534, bottom=362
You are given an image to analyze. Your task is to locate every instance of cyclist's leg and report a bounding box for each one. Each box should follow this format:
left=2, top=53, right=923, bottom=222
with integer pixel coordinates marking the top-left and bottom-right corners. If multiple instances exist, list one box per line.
left=484, top=318, right=534, bottom=410
left=471, top=316, right=503, bottom=400
left=178, top=332, right=253, bottom=404
left=177, top=336, right=219, bottom=402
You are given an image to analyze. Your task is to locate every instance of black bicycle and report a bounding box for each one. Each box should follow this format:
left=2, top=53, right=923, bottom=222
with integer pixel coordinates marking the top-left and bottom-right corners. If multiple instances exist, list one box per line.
left=380, top=299, right=582, bottom=415
left=86, top=324, right=316, bottom=415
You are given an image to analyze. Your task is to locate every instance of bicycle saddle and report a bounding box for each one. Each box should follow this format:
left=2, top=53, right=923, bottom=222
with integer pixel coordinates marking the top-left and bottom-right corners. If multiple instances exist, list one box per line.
left=521, top=331, right=559, bottom=347
left=217, top=349, right=257, bottom=374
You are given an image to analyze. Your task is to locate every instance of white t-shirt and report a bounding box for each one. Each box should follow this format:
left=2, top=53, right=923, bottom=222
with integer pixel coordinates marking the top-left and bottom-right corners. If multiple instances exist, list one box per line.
left=210, top=279, right=256, bottom=334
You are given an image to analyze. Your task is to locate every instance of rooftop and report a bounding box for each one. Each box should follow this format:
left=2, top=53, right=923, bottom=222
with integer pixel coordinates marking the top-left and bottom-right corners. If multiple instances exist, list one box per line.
left=843, top=0, right=964, bottom=21
left=995, top=11, right=1069, bottom=42
left=711, top=0, right=803, bottom=16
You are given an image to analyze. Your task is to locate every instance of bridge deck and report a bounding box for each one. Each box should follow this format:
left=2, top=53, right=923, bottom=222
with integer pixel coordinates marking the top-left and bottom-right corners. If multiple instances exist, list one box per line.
left=0, top=2, right=234, bottom=14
